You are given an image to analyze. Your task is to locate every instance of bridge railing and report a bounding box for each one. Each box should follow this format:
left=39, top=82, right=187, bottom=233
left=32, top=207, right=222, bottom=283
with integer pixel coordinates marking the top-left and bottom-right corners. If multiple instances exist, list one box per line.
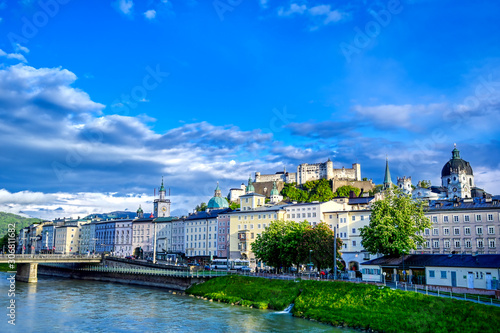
left=76, top=266, right=234, bottom=278
left=0, top=254, right=101, bottom=260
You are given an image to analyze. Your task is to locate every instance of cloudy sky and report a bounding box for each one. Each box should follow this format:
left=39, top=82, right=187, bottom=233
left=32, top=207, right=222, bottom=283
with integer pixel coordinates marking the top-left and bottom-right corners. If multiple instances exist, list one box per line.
left=0, top=0, right=499, bottom=219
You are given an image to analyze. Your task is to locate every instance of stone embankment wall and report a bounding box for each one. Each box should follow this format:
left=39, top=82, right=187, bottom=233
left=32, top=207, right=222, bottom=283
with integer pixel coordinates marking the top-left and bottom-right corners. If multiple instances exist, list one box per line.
left=38, top=265, right=210, bottom=291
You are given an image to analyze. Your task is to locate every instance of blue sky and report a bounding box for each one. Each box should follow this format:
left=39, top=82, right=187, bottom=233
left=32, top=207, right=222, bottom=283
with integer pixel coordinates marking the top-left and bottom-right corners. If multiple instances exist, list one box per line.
left=0, top=0, right=499, bottom=219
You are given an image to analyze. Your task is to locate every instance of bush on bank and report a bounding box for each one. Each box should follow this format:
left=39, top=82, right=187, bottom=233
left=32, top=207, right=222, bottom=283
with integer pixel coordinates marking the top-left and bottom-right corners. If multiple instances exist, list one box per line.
left=186, top=276, right=500, bottom=333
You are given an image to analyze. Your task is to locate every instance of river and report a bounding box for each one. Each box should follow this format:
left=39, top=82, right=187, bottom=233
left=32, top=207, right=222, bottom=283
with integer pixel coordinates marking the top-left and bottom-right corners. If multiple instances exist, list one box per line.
left=0, top=272, right=355, bottom=332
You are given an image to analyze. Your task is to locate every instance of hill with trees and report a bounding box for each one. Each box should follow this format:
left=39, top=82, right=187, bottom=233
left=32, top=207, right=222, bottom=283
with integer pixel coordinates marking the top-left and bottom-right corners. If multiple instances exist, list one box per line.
left=0, top=212, right=43, bottom=237
left=281, top=180, right=362, bottom=203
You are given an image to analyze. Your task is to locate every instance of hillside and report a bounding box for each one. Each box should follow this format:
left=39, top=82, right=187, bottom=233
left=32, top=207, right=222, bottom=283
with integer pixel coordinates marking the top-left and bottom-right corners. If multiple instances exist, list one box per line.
left=0, top=212, right=44, bottom=237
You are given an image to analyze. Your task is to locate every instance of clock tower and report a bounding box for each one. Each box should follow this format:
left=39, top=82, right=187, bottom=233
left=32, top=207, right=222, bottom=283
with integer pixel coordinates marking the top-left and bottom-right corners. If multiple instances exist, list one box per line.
left=154, top=177, right=171, bottom=217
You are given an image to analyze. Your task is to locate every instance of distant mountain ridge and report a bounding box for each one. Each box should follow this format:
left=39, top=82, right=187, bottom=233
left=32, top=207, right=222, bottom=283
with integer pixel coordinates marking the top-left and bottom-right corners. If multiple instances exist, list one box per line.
left=0, top=212, right=44, bottom=237
left=83, top=211, right=138, bottom=220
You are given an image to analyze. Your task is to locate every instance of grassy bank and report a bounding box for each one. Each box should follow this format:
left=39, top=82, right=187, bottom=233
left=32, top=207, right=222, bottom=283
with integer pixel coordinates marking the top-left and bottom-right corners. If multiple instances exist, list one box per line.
left=186, top=276, right=500, bottom=333
left=0, top=263, right=15, bottom=271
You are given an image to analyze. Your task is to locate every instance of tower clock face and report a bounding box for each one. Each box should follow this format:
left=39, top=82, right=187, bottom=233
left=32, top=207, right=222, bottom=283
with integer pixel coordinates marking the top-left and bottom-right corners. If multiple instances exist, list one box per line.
left=162, top=207, right=167, bottom=212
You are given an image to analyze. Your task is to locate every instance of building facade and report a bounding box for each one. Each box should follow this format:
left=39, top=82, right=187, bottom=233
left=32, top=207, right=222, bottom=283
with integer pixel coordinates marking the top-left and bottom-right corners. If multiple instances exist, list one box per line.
left=54, top=225, right=80, bottom=254
left=132, top=218, right=154, bottom=258
left=115, top=219, right=133, bottom=257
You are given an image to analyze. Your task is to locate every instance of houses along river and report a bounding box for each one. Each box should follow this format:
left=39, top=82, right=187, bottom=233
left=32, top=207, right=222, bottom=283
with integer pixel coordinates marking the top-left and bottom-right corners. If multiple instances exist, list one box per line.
left=1, top=272, right=355, bottom=332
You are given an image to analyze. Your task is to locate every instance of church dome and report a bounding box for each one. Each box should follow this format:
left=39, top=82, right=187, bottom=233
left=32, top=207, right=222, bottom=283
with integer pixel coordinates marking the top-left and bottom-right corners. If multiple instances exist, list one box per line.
left=207, top=196, right=229, bottom=209
left=207, top=182, right=229, bottom=209
left=270, top=181, right=279, bottom=196
left=441, top=146, right=473, bottom=177
left=246, top=176, right=255, bottom=193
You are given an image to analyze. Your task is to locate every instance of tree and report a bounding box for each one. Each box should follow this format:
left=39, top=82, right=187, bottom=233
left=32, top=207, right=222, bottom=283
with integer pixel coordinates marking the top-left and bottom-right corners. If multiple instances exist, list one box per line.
left=195, top=202, right=207, bottom=212
left=360, top=189, right=431, bottom=256
left=229, top=201, right=240, bottom=210
left=252, top=220, right=309, bottom=272
left=418, top=180, right=431, bottom=188
left=299, top=223, right=343, bottom=270
left=334, top=185, right=361, bottom=198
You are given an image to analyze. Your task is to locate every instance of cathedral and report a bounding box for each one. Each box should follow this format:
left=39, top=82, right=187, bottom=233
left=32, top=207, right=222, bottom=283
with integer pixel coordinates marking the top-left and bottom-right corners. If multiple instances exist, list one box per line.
left=389, top=145, right=488, bottom=200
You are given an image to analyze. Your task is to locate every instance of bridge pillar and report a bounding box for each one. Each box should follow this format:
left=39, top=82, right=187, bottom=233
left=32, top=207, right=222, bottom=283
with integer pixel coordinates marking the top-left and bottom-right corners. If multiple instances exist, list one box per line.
left=16, top=263, right=38, bottom=283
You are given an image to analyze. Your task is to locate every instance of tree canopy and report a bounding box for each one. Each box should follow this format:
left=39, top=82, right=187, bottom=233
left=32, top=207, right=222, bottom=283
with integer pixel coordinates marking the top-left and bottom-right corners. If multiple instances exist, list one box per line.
left=333, top=185, right=361, bottom=198
left=252, top=220, right=342, bottom=271
left=195, top=202, right=207, bottom=212
left=280, top=179, right=335, bottom=203
left=360, top=189, right=431, bottom=256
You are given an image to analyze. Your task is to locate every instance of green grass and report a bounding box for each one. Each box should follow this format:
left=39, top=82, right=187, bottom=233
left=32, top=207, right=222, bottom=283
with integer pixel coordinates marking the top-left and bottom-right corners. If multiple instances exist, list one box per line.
left=0, top=263, right=15, bottom=271
left=186, top=275, right=300, bottom=310
left=187, top=276, right=500, bottom=332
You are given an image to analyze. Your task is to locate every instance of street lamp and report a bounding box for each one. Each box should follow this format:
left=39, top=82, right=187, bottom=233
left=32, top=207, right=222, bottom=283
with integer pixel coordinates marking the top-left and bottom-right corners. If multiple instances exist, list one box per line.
left=309, top=249, right=313, bottom=272
left=383, top=272, right=387, bottom=286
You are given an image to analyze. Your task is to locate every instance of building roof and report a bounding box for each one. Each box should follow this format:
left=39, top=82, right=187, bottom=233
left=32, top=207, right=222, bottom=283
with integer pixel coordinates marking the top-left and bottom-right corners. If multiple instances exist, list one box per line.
left=441, top=146, right=473, bottom=177
left=348, top=197, right=374, bottom=205
left=427, top=196, right=500, bottom=212
left=361, top=254, right=500, bottom=269
left=155, top=216, right=176, bottom=222
left=185, top=208, right=231, bottom=221
left=207, top=196, right=230, bottom=209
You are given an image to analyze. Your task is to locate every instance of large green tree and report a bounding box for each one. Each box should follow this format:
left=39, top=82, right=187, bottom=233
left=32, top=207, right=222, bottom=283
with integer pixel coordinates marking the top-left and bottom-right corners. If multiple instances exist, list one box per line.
left=252, top=220, right=309, bottom=272
left=300, top=223, right=343, bottom=270
left=360, top=189, right=431, bottom=256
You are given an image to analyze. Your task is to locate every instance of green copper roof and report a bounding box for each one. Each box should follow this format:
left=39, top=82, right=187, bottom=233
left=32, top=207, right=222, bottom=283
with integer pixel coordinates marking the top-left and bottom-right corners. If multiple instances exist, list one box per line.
left=452, top=144, right=461, bottom=159
left=137, top=205, right=143, bottom=213
left=207, top=196, right=229, bottom=209
left=270, top=181, right=279, bottom=196
left=159, top=176, right=165, bottom=192
left=383, top=157, right=392, bottom=186
left=246, top=176, right=255, bottom=193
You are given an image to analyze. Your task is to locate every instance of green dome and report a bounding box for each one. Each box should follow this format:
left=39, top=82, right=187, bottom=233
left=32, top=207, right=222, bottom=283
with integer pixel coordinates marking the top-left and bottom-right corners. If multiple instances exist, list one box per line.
left=246, top=176, right=255, bottom=193
left=270, top=182, right=279, bottom=196
left=207, top=196, right=229, bottom=209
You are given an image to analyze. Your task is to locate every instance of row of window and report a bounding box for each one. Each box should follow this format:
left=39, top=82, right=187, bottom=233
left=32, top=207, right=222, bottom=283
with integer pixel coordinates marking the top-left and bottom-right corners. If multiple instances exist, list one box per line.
left=238, top=214, right=278, bottom=220
left=429, top=270, right=488, bottom=279
left=424, top=226, right=496, bottom=236
left=431, top=213, right=497, bottom=223
left=420, top=239, right=496, bottom=249
left=238, top=223, right=268, bottom=230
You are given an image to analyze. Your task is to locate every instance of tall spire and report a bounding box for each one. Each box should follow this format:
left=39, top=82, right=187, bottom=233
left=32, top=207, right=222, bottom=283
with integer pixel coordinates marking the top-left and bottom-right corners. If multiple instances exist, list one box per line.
left=159, top=176, right=165, bottom=192
left=214, top=182, right=221, bottom=197
left=383, top=156, right=392, bottom=189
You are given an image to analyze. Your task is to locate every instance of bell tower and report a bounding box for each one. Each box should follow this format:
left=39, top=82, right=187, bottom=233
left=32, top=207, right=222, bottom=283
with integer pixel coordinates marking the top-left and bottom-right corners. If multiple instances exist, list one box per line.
left=154, top=177, right=171, bottom=217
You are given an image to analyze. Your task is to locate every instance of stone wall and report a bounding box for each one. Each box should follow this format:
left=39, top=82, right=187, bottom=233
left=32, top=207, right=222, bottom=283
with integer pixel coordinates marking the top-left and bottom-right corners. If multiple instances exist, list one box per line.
left=332, top=179, right=375, bottom=194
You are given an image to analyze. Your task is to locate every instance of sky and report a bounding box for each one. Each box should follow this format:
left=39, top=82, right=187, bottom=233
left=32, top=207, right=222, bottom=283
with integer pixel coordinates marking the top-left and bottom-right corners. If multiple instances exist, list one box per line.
left=0, top=0, right=499, bottom=220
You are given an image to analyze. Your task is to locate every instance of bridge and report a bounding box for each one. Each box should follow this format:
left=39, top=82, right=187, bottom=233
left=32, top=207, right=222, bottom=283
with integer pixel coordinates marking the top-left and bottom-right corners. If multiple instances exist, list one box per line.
left=0, top=254, right=102, bottom=283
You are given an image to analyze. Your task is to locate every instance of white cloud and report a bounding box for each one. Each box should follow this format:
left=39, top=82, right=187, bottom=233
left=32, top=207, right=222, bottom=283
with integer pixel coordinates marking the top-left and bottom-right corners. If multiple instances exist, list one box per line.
left=15, top=43, right=30, bottom=53
left=278, top=3, right=306, bottom=16
left=0, top=48, right=27, bottom=63
left=259, top=0, right=269, bottom=9
left=144, top=9, right=156, bottom=19
left=114, top=0, right=133, bottom=16
left=277, top=3, right=345, bottom=28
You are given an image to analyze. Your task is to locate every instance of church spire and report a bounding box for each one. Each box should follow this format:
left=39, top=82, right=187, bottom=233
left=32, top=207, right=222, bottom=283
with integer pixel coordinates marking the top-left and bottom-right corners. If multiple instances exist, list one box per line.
left=383, top=156, right=392, bottom=189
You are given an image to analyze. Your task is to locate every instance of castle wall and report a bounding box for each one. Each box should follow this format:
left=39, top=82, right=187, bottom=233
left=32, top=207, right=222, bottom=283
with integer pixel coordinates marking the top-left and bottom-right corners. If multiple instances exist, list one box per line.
left=332, top=180, right=375, bottom=194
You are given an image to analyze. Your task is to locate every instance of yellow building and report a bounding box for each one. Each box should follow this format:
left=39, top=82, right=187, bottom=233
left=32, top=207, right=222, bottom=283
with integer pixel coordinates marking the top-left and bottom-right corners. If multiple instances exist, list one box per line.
left=228, top=192, right=287, bottom=268
left=54, top=226, right=80, bottom=254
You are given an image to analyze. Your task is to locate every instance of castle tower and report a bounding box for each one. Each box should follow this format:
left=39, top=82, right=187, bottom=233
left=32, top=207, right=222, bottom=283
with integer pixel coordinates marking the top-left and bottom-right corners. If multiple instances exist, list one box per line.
left=154, top=177, right=171, bottom=217
left=326, top=158, right=334, bottom=180
left=383, top=157, right=392, bottom=190
left=397, top=176, right=412, bottom=194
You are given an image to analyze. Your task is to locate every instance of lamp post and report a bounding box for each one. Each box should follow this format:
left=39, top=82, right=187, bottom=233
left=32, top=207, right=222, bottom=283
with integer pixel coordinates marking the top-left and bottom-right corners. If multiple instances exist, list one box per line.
left=383, top=272, right=387, bottom=286
left=333, top=226, right=337, bottom=280
left=309, top=249, right=313, bottom=272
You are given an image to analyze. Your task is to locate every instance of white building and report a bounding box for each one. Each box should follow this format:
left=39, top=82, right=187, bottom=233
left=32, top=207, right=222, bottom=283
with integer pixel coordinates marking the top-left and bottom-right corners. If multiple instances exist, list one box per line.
left=115, top=219, right=133, bottom=257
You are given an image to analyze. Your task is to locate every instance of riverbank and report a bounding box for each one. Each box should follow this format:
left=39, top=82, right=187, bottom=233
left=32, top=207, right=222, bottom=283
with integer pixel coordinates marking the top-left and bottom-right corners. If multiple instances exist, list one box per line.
left=186, top=276, right=500, bottom=333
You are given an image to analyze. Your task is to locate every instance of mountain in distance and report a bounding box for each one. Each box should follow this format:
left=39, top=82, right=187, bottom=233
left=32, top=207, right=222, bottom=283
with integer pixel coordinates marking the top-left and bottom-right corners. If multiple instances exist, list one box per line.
left=0, top=212, right=44, bottom=237
left=83, top=211, right=139, bottom=220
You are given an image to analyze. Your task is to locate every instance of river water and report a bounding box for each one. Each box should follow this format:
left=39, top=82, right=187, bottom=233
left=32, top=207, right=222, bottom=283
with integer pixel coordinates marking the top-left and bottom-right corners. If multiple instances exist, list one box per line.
left=0, top=272, right=355, bottom=332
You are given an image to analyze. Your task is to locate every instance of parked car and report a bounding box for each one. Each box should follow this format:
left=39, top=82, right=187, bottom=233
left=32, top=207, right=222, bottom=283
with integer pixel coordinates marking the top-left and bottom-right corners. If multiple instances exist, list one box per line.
left=204, top=265, right=211, bottom=271
left=125, top=256, right=134, bottom=260
left=240, top=266, right=251, bottom=272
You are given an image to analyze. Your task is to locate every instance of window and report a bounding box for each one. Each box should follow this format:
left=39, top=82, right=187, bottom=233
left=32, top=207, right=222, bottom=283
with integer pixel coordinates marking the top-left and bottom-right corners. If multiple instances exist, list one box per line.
left=425, top=241, right=430, bottom=248
left=488, top=239, right=495, bottom=248
left=453, top=227, right=460, bottom=235
left=444, top=240, right=450, bottom=248
left=432, top=216, right=438, bottom=223
left=250, top=224, right=254, bottom=229
left=352, top=228, right=356, bottom=234
left=488, top=226, right=494, bottom=234
left=361, top=215, right=365, bottom=220
left=307, top=213, right=311, bottom=218
left=287, top=214, right=290, bottom=219
left=352, top=216, right=356, bottom=221
left=424, top=228, right=430, bottom=236
left=477, top=239, right=484, bottom=248
left=432, top=228, right=439, bottom=235
left=465, top=240, right=471, bottom=248
left=453, top=215, right=459, bottom=223
left=476, top=226, right=483, bottom=235
left=251, top=233, right=254, bottom=239
left=464, top=215, right=470, bottom=222
left=329, top=215, right=333, bottom=219
left=443, top=228, right=449, bottom=235
left=487, top=214, right=494, bottom=221
left=443, top=216, right=449, bottom=223
left=464, top=227, right=470, bottom=235
left=258, top=224, right=261, bottom=229
left=433, top=240, right=439, bottom=248
left=312, top=213, right=316, bottom=217
left=238, top=225, right=241, bottom=230
left=352, top=241, right=356, bottom=247
left=429, top=270, right=435, bottom=278
left=441, top=271, right=447, bottom=279
left=258, top=215, right=261, bottom=219
left=454, top=240, right=460, bottom=248
left=476, top=214, right=482, bottom=222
